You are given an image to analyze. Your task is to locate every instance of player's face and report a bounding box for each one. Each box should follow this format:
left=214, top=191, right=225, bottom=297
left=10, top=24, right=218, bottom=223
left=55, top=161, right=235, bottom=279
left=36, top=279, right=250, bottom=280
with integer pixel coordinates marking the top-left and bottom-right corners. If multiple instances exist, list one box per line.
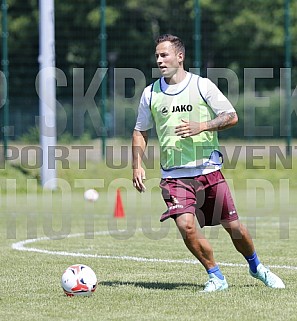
left=155, top=41, right=183, bottom=78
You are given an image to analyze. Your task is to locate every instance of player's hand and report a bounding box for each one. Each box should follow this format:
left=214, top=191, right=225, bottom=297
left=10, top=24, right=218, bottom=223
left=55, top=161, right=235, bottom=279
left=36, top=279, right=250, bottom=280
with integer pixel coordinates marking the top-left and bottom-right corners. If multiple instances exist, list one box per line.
left=175, top=119, right=205, bottom=137
left=132, top=167, right=146, bottom=193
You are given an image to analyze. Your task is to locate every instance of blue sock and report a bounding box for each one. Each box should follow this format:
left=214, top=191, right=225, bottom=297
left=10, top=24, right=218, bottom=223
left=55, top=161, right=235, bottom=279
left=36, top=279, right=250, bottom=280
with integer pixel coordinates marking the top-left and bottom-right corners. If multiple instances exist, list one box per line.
left=207, top=265, right=225, bottom=280
left=245, top=252, right=260, bottom=273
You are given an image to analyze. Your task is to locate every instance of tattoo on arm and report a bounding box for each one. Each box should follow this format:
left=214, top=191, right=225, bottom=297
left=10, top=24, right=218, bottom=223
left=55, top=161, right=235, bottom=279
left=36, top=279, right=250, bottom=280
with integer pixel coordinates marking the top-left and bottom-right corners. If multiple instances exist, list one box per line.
left=205, top=112, right=238, bottom=131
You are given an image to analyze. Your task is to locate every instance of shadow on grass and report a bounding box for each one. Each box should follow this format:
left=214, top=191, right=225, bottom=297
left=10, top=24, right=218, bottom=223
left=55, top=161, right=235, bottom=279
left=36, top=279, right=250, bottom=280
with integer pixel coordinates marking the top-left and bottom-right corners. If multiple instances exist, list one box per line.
left=101, top=280, right=202, bottom=291
left=100, top=281, right=261, bottom=291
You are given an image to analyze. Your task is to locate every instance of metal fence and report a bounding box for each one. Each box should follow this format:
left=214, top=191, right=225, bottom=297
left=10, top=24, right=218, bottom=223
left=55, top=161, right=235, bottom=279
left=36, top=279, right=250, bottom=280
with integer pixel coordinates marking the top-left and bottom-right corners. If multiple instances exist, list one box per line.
left=1, top=0, right=297, bottom=144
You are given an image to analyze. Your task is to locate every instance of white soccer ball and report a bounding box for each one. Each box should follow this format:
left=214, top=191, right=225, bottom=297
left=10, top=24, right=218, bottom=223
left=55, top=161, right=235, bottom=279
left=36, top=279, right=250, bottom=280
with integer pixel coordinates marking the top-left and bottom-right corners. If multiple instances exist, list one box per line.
left=84, top=189, right=99, bottom=202
left=61, top=264, right=98, bottom=297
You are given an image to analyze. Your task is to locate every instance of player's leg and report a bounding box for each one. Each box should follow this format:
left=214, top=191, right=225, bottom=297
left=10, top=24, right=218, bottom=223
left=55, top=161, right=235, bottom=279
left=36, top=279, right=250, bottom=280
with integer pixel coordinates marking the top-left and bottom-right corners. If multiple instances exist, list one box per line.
left=222, top=219, right=285, bottom=288
left=175, top=213, right=228, bottom=292
left=205, top=170, right=285, bottom=289
left=175, top=212, right=216, bottom=269
left=160, top=177, right=228, bottom=292
left=222, top=219, right=255, bottom=257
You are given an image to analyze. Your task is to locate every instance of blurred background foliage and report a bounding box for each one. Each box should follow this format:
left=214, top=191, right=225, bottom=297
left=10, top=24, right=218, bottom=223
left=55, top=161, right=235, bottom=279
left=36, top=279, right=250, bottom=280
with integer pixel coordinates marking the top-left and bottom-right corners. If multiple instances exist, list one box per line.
left=1, top=0, right=297, bottom=141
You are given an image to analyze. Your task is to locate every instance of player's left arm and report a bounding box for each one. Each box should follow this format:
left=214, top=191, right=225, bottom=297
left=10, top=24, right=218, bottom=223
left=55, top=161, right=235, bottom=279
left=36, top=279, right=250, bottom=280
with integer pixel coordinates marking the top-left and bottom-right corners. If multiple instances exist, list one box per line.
left=175, top=77, right=238, bottom=138
left=175, top=111, right=238, bottom=138
left=205, top=111, right=238, bottom=131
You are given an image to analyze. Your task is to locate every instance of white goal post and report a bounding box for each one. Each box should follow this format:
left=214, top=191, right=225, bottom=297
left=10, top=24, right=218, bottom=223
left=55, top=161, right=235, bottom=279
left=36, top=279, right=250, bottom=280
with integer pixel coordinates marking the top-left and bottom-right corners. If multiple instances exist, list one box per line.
left=38, top=0, right=57, bottom=190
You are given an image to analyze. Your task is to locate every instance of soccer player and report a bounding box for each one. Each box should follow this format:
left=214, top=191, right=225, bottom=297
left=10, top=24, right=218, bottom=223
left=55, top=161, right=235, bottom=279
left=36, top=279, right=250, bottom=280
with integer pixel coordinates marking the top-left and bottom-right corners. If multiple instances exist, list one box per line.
left=132, top=34, right=285, bottom=292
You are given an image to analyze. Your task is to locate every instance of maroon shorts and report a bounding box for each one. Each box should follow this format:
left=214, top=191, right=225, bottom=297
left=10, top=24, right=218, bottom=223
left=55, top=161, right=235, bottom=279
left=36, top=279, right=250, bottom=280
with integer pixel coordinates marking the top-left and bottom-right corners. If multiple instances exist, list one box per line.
left=159, top=170, right=238, bottom=227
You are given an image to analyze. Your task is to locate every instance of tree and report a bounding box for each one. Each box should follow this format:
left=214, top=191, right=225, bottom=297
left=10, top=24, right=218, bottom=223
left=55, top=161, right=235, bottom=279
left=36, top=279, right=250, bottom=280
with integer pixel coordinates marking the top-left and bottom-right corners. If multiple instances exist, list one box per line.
left=1, top=0, right=296, bottom=139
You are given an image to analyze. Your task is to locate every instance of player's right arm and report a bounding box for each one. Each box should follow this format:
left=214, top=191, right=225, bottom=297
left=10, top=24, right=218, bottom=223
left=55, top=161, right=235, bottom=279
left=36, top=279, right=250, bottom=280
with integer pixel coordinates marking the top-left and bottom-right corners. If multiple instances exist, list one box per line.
left=132, top=130, right=148, bottom=193
left=132, top=85, right=153, bottom=193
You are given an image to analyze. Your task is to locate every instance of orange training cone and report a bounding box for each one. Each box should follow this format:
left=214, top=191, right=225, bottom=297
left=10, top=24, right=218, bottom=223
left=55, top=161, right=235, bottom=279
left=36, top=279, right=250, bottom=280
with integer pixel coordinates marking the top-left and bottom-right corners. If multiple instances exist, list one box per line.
left=114, top=189, right=125, bottom=218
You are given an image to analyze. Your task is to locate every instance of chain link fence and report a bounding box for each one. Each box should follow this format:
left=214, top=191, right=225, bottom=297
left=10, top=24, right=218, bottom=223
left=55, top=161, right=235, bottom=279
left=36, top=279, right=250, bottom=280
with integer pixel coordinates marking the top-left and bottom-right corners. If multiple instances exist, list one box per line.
left=1, top=0, right=297, bottom=141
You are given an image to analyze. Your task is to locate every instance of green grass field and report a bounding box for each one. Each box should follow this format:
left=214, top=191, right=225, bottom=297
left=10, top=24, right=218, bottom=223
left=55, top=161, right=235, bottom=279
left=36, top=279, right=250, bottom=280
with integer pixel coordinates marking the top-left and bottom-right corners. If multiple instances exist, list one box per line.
left=0, top=144, right=297, bottom=321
